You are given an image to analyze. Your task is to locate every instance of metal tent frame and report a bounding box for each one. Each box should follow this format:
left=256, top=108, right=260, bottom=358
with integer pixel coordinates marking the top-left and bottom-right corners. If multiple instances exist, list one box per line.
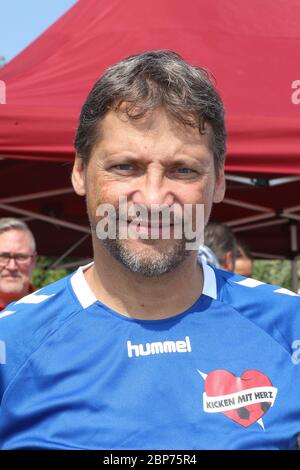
left=0, top=174, right=299, bottom=289
left=224, top=175, right=300, bottom=291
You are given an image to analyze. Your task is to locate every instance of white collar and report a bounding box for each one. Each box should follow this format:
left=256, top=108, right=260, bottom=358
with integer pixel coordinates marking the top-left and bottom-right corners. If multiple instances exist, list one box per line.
left=201, top=258, right=218, bottom=300
left=70, top=261, right=96, bottom=309
left=70, top=258, right=217, bottom=309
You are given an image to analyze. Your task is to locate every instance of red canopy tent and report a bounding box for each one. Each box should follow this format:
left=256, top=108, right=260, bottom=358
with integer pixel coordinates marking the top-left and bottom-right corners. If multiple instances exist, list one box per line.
left=0, top=0, right=300, bottom=278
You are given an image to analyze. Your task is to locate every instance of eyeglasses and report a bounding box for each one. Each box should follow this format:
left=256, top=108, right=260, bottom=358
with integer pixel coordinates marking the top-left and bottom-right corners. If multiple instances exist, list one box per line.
left=0, top=252, right=36, bottom=266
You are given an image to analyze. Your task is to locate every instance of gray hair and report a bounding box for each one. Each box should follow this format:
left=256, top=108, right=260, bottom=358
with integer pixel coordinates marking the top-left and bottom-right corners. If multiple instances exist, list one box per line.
left=74, top=50, right=226, bottom=173
left=0, top=218, right=36, bottom=252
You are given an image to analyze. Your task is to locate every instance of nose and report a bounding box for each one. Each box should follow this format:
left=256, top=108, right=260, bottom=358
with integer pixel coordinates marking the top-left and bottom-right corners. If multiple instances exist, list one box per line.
left=131, top=167, right=175, bottom=208
left=5, top=257, right=18, bottom=270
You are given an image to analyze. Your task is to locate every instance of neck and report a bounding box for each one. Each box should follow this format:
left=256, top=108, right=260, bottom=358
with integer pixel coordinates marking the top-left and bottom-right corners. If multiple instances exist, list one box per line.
left=0, top=290, right=25, bottom=310
left=84, top=241, right=204, bottom=320
left=0, top=297, right=7, bottom=310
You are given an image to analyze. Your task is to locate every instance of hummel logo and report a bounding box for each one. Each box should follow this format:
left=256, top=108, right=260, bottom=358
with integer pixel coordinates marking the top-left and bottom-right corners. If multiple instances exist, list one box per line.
left=127, top=336, right=192, bottom=358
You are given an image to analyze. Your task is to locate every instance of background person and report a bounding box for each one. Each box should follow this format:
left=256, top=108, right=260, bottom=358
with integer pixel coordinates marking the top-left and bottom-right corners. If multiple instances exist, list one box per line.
left=0, top=218, right=36, bottom=311
left=235, top=240, right=254, bottom=277
left=200, top=222, right=237, bottom=271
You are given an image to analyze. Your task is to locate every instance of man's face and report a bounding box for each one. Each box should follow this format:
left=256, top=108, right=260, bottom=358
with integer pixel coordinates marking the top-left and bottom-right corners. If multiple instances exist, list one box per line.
left=0, top=229, right=36, bottom=302
left=72, top=107, right=225, bottom=276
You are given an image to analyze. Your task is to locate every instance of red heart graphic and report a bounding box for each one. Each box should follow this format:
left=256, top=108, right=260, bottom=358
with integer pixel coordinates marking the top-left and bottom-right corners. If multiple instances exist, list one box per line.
left=205, top=369, right=273, bottom=427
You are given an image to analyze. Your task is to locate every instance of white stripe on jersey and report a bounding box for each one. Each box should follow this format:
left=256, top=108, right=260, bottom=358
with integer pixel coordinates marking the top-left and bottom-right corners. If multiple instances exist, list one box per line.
left=0, top=310, right=15, bottom=319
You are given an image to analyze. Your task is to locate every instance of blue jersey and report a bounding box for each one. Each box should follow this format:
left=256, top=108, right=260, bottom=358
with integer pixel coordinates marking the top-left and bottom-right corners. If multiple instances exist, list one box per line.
left=0, top=261, right=300, bottom=450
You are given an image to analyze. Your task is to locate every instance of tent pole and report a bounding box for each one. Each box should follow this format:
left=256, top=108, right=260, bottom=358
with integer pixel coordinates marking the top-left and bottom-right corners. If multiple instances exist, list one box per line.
left=233, top=219, right=288, bottom=233
left=223, top=197, right=271, bottom=213
left=48, top=234, right=90, bottom=269
left=0, top=202, right=90, bottom=234
left=290, top=224, right=298, bottom=293
left=282, top=211, right=300, bottom=223
left=0, top=187, right=74, bottom=204
left=227, top=212, right=274, bottom=227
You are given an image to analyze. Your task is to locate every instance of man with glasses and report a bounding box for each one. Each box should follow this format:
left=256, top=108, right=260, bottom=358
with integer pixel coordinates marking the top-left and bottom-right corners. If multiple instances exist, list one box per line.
left=0, top=218, right=36, bottom=311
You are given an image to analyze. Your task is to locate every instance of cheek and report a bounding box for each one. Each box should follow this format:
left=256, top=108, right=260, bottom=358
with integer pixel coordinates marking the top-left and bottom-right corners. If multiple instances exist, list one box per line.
left=85, top=172, right=106, bottom=214
left=18, top=266, right=32, bottom=278
left=177, top=182, right=213, bottom=231
left=194, top=178, right=216, bottom=224
left=183, top=177, right=215, bottom=205
left=87, top=172, right=134, bottom=212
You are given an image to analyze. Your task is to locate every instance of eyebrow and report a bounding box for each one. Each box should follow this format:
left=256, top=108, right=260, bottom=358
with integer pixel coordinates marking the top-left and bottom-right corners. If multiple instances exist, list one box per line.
left=0, top=252, right=33, bottom=255
left=102, top=152, right=211, bottom=166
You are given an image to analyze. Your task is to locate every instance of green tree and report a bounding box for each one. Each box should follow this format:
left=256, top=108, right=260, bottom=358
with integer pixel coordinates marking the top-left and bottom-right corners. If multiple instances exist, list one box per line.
left=253, top=259, right=298, bottom=290
left=32, top=257, right=70, bottom=289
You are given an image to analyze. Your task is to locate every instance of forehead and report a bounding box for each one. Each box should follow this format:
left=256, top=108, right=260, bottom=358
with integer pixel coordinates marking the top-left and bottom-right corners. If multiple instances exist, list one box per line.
left=0, top=229, right=33, bottom=252
left=92, top=107, right=213, bottom=157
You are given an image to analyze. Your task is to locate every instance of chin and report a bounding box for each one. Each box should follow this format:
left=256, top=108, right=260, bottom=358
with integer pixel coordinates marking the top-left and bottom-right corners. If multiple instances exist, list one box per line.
left=125, top=237, right=179, bottom=253
left=101, top=236, right=189, bottom=277
left=2, top=279, right=26, bottom=293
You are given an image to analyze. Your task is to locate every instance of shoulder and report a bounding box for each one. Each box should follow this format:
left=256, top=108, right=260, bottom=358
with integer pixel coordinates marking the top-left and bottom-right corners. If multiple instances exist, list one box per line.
left=216, top=267, right=300, bottom=310
left=0, top=273, right=82, bottom=398
left=214, top=268, right=300, bottom=356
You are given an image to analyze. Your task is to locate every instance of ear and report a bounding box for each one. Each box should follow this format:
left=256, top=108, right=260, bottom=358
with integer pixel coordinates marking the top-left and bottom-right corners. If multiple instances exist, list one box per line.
left=72, top=154, right=86, bottom=196
left=213, top=168, right=226, bottom=204
left=223, top=251, right=234, bottom=272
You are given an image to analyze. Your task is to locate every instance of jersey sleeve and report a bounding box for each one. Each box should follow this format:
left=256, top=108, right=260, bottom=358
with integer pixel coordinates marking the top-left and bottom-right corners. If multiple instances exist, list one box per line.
left=218, top=270, right=300, bottom=360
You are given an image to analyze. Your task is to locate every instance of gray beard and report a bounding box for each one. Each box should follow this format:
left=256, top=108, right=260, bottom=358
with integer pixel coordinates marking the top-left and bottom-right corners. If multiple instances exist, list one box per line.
left=101, top=237, right=191, bottom=277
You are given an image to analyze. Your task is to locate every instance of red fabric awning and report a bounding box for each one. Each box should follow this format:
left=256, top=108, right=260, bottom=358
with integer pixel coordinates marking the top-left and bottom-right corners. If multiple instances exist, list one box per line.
left=1, top=0, right=300, bottom=173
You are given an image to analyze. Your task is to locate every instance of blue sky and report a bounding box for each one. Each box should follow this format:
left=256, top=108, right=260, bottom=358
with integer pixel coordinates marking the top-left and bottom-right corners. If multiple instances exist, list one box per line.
left=0, top=0, right=77, bottom=63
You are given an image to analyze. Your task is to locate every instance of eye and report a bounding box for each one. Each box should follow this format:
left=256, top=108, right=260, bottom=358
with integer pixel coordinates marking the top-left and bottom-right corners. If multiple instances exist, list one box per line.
left=15, top=254, right=30, bottom=262
left=176, top=168, right=194, bottom=173
left=169, top=167, right=198, bottom=178
left=109, top=163, right=138, bottom=176
left=113, top=164, right=134, bottom=171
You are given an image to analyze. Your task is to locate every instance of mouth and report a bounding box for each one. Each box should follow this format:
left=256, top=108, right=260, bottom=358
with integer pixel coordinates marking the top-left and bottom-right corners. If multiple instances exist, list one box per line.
left=1, top=275, right=20, bottom=280
left=127, top=220, right=174, bottom=228
left=125, top=220, right=176, bottom=239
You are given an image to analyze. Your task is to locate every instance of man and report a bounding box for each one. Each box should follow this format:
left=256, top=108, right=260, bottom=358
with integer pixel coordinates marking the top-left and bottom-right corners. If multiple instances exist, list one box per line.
left=199, top=222, right=237, bottom=271
left=235, top=241, right=254, bottom=277
left=0, top=51, right=299, bottom=450
left=0, top=218, right=36, bottom=311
